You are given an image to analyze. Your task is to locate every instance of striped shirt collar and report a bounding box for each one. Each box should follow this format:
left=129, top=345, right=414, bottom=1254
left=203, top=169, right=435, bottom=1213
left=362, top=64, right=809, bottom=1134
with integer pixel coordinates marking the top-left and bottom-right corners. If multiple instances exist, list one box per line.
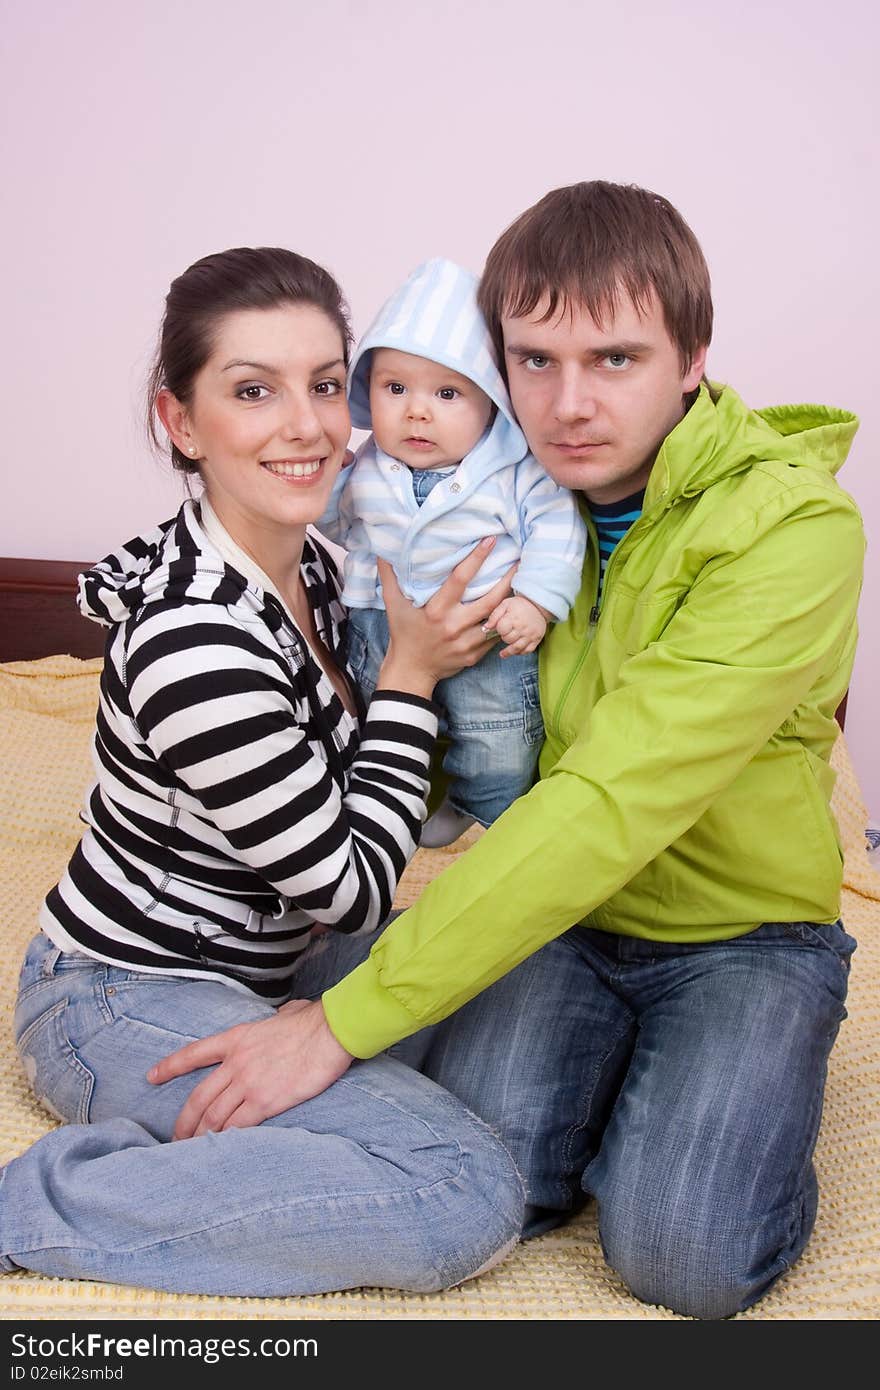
left=198, top=493, right=295, bottom=622
left=589, top=487, right=646, bottom=589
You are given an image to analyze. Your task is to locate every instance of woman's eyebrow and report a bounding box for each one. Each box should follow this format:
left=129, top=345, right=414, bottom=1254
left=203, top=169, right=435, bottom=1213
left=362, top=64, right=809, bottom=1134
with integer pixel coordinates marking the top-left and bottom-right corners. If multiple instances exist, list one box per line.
left=221, top=357, right=345, bottom=374
left=222, top=358, right=279, bottom=374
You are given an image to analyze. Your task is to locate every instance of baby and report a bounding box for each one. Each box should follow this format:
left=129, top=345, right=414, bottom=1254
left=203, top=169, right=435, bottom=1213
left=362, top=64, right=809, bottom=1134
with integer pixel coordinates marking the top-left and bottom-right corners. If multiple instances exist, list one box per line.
left=320, top=257, right=585, bottom=846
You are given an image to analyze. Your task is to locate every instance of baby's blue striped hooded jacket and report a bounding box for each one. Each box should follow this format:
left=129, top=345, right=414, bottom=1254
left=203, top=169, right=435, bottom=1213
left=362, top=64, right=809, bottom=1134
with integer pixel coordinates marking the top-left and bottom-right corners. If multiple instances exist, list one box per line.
left=318, top=257, right=586, bottom=617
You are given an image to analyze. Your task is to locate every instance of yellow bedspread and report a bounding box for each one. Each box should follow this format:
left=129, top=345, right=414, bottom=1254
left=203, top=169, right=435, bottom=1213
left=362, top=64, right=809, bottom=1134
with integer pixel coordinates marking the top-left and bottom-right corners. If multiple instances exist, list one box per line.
left=2, top=656, right=878, bottom=1320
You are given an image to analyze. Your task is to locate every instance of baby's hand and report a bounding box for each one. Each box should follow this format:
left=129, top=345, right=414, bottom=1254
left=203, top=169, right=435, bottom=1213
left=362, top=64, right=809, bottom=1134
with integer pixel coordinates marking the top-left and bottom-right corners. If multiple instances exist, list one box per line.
left=484, top=595, right=549, bottom=657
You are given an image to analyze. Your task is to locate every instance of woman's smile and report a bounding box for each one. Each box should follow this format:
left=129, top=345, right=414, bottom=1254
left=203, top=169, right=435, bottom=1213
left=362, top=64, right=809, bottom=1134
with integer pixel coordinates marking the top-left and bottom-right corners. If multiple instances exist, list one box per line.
left=261, top=456, right=325, bottom=480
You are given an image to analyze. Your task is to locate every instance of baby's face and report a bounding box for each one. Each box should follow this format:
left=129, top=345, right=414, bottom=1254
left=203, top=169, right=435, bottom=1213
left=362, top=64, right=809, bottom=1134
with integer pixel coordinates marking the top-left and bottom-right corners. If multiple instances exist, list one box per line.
left=368, top=348, right=493, bottom=470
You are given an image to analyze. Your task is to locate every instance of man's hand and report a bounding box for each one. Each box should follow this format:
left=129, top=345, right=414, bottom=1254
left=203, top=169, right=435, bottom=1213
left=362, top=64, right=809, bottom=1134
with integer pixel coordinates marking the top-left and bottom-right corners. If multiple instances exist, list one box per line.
left=147, top=999, right=354, bottom=1139
left=484, top=595, right=550, bottom=656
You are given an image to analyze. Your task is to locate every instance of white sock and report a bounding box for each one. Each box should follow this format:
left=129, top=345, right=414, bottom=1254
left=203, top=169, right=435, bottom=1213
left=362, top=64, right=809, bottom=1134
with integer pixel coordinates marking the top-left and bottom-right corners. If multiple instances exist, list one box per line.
left=420, top=799, right=476, bottom=849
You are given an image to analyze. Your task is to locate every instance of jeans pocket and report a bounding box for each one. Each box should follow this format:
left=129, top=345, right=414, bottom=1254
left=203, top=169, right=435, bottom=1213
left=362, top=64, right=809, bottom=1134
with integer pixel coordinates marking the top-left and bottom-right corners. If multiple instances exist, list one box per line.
left=344, top=617, right=382, bottom=701
left=16, top=936, right=98, bottom=1003
left=520, top=668, right=544, bottom=746
left=14, top=933, right=58, bottom=1006
left=343, top=622, right=366, bottom=682
left=16, top=999, right=95, bottom=1124
left=51, top=950, right=101, bottom=973
left=779, top=920, right=855, bottom=971
left=776, top=921, right=855, bottom=1020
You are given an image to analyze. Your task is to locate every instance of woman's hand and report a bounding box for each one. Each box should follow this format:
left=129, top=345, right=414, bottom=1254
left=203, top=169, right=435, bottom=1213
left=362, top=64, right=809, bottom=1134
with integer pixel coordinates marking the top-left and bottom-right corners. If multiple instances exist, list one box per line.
left=377, top=540, right=516, bottom=698
left=147, top=999, right=354, bottom=1138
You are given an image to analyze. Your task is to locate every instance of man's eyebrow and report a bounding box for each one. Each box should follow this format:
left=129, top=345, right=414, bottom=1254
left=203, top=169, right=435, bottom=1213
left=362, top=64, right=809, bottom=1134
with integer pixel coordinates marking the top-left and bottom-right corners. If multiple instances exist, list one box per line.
left=596, top=341, right=651, bottom=356
left=221, top=357, right=345, bottom=374
left=504, top=340, right=651, bottom=357
left=503, top=342, right=547, bottom=357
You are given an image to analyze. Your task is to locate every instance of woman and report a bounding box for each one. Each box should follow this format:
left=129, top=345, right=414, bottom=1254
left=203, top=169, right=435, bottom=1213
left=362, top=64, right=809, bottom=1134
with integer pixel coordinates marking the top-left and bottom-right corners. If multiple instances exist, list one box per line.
left=2, top=247, right=524, bottom=1295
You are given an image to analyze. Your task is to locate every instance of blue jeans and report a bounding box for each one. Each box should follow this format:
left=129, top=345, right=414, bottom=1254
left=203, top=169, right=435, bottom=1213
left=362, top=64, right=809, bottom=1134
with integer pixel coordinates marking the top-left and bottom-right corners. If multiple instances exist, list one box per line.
left=422, top=920, right=856, bottom=1319
left=1, top=930, right=524, bottom=1296
left=345, top=606, right=543, bottom=826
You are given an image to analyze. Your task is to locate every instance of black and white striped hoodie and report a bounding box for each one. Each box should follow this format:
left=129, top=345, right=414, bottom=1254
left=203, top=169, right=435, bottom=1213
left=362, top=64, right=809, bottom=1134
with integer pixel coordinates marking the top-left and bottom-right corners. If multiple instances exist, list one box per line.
left=40, top=501, right=438, bottom=1000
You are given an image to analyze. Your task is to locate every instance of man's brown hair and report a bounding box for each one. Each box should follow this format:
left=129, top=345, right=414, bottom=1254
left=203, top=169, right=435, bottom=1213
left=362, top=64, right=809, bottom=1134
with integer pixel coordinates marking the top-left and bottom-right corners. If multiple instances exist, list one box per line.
left=478, top=181, right=713, bottom=373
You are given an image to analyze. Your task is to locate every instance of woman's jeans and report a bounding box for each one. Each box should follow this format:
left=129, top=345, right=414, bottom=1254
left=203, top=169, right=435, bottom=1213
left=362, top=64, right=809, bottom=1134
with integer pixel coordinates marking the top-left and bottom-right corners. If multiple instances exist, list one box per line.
left=345, top=606, right=543, bottom=826
left=1, top=930, right=524, bottom=1296
left=423, top=920, right=856, bottom=1320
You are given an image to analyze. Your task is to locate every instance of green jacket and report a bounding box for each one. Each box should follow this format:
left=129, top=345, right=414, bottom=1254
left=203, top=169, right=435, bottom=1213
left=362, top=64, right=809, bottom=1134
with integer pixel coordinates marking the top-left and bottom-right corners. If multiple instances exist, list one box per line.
left=324, top=383, right=864, bottom=1057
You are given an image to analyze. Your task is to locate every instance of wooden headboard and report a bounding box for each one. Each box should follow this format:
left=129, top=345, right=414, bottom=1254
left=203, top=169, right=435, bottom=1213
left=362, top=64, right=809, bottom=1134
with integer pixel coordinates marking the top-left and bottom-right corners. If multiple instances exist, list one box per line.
left=0, top=557, right=104, bottom=663
left=0, top=554, right=849, bottom=728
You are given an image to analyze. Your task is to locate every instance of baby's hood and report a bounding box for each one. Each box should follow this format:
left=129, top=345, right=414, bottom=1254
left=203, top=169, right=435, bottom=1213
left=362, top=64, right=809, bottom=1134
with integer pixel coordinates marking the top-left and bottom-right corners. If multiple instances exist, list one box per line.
left=347, top=257, right=527, bottom=462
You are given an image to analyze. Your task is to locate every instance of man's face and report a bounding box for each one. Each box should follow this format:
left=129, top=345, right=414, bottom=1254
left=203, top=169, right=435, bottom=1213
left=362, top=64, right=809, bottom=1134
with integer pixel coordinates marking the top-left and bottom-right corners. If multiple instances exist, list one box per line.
left=501, top=290, right=706, bottom=504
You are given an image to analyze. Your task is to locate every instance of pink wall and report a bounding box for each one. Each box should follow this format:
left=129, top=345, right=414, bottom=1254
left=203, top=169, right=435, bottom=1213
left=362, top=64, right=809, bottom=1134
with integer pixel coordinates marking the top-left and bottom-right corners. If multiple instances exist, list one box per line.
left=3, top=0, right=878, bottom=814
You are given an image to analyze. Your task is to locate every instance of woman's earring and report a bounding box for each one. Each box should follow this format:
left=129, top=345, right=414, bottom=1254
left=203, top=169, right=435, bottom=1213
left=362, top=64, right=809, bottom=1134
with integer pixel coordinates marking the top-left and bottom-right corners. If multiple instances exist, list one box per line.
left=188, top=445, right=197, bottom=457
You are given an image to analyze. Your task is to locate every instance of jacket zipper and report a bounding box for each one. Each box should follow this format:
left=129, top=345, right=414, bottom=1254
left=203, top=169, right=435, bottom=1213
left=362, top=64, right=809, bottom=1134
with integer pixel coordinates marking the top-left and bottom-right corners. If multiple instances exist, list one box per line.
left=550, top=503, right=659, bottom=732
left=552, top=515, right=601, bottom=723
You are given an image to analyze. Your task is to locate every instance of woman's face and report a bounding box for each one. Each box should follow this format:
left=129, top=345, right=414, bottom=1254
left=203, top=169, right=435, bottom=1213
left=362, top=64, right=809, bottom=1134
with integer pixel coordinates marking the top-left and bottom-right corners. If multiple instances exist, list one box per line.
left=162, top=302, right=350, bottom=555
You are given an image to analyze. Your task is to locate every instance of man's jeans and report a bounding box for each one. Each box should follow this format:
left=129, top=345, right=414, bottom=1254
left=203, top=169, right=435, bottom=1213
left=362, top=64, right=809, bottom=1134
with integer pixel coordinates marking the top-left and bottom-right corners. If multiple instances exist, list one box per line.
left=345, top=605, right=543, bottom=826
left=423, top=920, right=856, bottom=1319
left=1, top=930, right=524, bottom=1296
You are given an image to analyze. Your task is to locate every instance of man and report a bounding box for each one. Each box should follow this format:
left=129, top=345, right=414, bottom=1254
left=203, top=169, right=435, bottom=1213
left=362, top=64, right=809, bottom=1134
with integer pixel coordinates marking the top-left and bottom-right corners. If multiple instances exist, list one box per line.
left=158, top=182, right=864, bottom=1318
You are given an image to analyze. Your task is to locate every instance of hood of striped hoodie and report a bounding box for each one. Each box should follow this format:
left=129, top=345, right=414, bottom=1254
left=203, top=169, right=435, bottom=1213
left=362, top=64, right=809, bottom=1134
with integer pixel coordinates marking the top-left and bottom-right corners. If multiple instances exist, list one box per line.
left=78, top=501, right=267, bottom=627
left=347, top=257, right=528, bottom=467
